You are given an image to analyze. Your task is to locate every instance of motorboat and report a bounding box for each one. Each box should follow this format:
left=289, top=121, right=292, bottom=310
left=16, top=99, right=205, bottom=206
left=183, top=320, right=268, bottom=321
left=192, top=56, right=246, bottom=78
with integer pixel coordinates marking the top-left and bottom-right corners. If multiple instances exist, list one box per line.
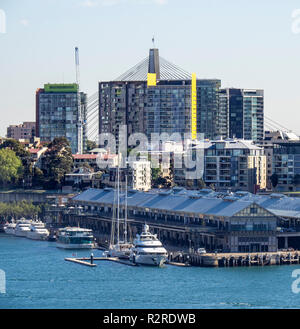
left=27, top=221, right=50, bottom=240
left=14, top=219, right=32, bottom=237
left=3, top=222, right=16, bottom=235
left=130, top=224, right=168, bottom=266
left=56, top=227, right=95, bottom=249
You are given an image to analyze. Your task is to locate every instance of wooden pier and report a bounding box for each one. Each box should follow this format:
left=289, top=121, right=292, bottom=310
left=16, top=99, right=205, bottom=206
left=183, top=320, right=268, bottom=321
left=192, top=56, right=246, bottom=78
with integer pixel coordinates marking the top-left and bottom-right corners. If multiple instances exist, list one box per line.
left=65, top=251, right=300, bottom=268
left=64, top=256, right=138, bottom=267
left=186, top=251, right=300, bottom=267
left=64, top=256, right=192, bottom=267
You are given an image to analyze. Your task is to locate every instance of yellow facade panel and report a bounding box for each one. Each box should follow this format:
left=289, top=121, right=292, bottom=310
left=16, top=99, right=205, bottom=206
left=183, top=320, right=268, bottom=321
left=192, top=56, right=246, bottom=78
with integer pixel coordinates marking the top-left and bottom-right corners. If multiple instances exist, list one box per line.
left=147, top=73, right=157, bottom=86
left=191, top=73, right=197, bottom=140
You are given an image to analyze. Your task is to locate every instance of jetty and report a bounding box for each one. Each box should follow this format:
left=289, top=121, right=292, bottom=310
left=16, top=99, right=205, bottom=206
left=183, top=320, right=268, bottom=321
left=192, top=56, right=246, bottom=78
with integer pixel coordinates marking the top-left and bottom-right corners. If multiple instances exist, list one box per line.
left=171, top=250, right=300, bottom=267
left=64, top=256, right=192, bottom=267
left=64, top=256, right=137, bottom=267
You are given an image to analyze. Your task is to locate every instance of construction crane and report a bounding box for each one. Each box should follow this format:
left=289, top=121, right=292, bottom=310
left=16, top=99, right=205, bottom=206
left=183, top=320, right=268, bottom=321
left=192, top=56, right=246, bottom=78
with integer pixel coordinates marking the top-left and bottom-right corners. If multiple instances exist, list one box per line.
left=75, top=47, right=84, bottom=154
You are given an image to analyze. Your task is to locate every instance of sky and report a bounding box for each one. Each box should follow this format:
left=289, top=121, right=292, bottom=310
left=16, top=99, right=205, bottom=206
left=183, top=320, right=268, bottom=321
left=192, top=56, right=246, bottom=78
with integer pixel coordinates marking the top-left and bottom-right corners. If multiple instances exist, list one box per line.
left=1, top=0, right=300, bottom=136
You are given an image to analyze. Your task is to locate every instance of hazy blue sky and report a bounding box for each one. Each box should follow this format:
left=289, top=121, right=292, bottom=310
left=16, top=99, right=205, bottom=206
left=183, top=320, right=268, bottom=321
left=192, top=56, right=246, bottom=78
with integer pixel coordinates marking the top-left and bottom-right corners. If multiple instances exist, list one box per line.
left=1, top=0, right=300, bottom=136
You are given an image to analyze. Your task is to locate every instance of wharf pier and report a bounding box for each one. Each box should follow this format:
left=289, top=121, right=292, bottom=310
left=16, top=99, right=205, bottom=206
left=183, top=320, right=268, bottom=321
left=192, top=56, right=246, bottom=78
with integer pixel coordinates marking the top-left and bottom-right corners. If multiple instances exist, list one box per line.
left=171, top=250, right=300, bottom=267
left=64, top=256, right=137, bottom=267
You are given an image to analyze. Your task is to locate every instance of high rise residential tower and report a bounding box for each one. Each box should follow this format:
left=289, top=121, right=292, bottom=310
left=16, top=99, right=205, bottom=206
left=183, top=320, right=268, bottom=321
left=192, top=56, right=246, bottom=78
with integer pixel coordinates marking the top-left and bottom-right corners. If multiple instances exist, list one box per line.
left=219, top=88, right=264, bottom=141
left=99, top=48, right=221, bottom=148
left=36, top=83, right=87, bottom=153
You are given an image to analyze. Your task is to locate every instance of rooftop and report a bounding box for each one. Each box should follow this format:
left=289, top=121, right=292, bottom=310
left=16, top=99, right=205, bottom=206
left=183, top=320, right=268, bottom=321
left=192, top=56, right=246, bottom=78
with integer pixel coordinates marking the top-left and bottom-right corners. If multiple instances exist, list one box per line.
left=72, top=187, right=300, bottom=219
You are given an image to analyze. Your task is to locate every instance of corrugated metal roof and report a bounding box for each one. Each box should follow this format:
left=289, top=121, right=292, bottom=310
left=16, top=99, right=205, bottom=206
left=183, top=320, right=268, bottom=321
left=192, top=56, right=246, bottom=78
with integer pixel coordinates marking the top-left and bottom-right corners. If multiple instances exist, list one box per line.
left=72, top=188, right=255, bottom=218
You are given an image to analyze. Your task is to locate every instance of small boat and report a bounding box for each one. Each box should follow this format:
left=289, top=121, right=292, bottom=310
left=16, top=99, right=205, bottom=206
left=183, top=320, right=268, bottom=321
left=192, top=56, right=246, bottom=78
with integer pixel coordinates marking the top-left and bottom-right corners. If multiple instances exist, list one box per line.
left=14, top=219, right=32, bottom=237
left=56, top=227, right=95, bottom=249
left=130, top=224, right=168, bottom=266
left=27, top=221, right=50, bottom=240
left=4, top=222, right=16, bottom=235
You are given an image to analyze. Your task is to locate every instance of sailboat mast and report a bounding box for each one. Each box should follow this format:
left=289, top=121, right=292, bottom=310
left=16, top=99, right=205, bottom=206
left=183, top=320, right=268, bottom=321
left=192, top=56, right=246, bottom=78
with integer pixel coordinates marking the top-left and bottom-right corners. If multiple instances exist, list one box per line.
left=117, top=155, right=120, bottom=245
left=124, top=175, right=128, bottom=243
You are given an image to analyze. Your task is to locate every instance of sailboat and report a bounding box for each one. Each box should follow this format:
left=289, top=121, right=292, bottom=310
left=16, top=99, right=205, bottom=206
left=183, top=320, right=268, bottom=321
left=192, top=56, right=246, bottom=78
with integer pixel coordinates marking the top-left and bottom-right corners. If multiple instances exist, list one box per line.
left=106, top=158, right=133, bottom=259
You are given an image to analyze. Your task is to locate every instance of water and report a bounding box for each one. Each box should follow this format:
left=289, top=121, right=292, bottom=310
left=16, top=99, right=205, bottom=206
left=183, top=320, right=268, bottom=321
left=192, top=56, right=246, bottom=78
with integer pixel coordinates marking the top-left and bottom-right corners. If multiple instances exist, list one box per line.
left=1, top=233, right=300, bottom=309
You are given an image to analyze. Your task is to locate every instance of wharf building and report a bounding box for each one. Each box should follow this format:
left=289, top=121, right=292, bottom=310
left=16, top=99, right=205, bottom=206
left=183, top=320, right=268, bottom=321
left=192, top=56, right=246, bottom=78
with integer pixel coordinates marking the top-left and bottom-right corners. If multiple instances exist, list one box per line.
left=174, top=139, right=267, bottom=193
left=67, top=187, right=300, bottom=253
left=36, top=83, right=87, bottom=154
left=99, top=48, right=221, bottom=148
left=219, top=88, right=264, bottom=141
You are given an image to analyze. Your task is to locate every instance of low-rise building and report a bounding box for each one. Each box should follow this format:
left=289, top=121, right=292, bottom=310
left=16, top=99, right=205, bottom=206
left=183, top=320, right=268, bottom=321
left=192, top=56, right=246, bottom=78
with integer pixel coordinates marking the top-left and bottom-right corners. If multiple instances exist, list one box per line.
left=174, top=139, right=266, bottom=193
left=6, top=122, right=36, bottom=140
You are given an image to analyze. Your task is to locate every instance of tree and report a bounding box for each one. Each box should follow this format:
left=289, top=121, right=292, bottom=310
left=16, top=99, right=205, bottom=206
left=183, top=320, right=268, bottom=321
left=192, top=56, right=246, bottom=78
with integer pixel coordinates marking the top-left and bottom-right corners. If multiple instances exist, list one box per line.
left=270, top=173, right=279, bottom=189
left=293, top=174, right=300, bottom=186
left=41, top=137, right=73, bottom=189
left=197, top=178, right=206, bottom=189
left=0, top=139, right=32, bottom=186
left=0, top=149, right=23, bottom=187
left=86, top=140, right=97, bottom=152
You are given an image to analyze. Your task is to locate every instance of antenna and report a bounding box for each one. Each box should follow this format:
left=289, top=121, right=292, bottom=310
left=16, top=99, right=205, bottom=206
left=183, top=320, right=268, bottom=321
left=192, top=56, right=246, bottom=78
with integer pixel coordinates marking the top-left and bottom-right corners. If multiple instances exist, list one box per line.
left=152, top=35, right=155, bottom=48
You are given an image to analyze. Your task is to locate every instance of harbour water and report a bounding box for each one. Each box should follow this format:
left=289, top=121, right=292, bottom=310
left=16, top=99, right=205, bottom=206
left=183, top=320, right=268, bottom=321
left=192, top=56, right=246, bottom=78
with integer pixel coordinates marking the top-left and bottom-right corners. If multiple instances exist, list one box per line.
left=1, top=233, right=300, bottom=309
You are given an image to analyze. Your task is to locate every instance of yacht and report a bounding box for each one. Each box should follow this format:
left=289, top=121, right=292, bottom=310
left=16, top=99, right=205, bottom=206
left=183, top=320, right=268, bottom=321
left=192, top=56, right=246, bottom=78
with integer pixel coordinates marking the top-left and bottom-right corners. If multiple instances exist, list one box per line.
left=56, top=227, right=95, bottom=249
left=27, top=221, right=50, bottom=240
left=4, top=222, right=16, bottom=235
left=130, top=224, right=168, bottom=266
left=106, top=161, right=133, bottom=259
left=14, top=219, right=32, bottom=237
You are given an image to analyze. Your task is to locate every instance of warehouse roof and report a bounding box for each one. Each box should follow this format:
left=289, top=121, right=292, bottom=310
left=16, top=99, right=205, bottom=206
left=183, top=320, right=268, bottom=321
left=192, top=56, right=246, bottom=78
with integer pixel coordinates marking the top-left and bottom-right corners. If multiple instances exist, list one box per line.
left=72, top=188, right=278, bottom=218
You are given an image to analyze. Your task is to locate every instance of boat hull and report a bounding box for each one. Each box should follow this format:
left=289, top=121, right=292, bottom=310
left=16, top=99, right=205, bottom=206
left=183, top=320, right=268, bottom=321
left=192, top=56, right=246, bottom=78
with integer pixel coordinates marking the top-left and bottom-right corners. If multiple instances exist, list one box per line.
left=27, top=232, right=49, bottom=240
left=4, top=228, right=15, bottom=235
left=14, top=230, right=30, bottom=237
left=133, top=254, right=167, bottom=266
left=56, top=242, right=94, bottom=249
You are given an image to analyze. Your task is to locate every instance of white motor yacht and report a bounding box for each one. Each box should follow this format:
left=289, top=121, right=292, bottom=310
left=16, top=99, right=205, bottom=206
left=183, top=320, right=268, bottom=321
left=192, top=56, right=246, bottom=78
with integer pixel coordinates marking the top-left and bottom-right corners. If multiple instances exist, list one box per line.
left=27, top=221, right=50, bottom=240
left=14, top=219, right=32, bottom=237
left=4, top=222, right=16, bottom=235
left=130, top=224, right=168, bottom=266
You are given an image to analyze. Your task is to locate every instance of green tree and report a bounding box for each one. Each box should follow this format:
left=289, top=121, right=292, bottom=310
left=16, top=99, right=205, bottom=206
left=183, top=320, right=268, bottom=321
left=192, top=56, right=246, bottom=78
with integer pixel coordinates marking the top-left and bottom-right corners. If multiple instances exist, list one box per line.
left=0, top=149, right=23, bottom=187
left=270, top=173, right=279, bottom=189
left=293, top=174, right=300, bottom=186
left=41, top=137, right=73, bottom=189
left=86, top=140, right=97, bottom=151
left=197, top=178, right=206, bottom=189
left=0, top=139, right=32, bottom=186
left=32, top=167, right=45, bottom=187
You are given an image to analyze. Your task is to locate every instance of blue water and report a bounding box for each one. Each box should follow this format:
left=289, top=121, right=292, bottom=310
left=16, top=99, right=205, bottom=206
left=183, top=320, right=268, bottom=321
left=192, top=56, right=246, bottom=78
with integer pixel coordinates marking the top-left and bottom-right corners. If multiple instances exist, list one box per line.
left=0, top=233, right=300, bottom=309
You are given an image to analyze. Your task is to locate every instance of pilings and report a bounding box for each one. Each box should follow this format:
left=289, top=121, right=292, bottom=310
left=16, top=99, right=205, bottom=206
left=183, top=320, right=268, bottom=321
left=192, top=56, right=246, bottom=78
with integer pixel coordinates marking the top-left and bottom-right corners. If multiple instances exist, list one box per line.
left=170, top=251, right=300, bottom=267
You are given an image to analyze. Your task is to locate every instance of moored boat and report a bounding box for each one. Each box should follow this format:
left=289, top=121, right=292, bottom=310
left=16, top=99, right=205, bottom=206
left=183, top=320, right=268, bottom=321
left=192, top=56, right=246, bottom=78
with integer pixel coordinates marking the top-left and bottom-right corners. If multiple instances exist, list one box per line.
left=27, top=221, right=50, bottom=240
left=14, top=219, right=32, bottom=237
left=130, top=224, right=168, bottom=266
left=106, top=160, right=133, bottom=258
left=4, top=222, right=16, bottom=235
left=56, top=227, right=95, bottom=249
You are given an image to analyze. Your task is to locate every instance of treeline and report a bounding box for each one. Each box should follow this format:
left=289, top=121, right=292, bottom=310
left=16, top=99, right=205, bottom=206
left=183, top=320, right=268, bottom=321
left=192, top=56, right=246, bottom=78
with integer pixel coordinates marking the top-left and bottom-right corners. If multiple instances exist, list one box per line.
left=0, top=201, right=42, bottom=220
left=0, top=137, right=73, bottom=189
